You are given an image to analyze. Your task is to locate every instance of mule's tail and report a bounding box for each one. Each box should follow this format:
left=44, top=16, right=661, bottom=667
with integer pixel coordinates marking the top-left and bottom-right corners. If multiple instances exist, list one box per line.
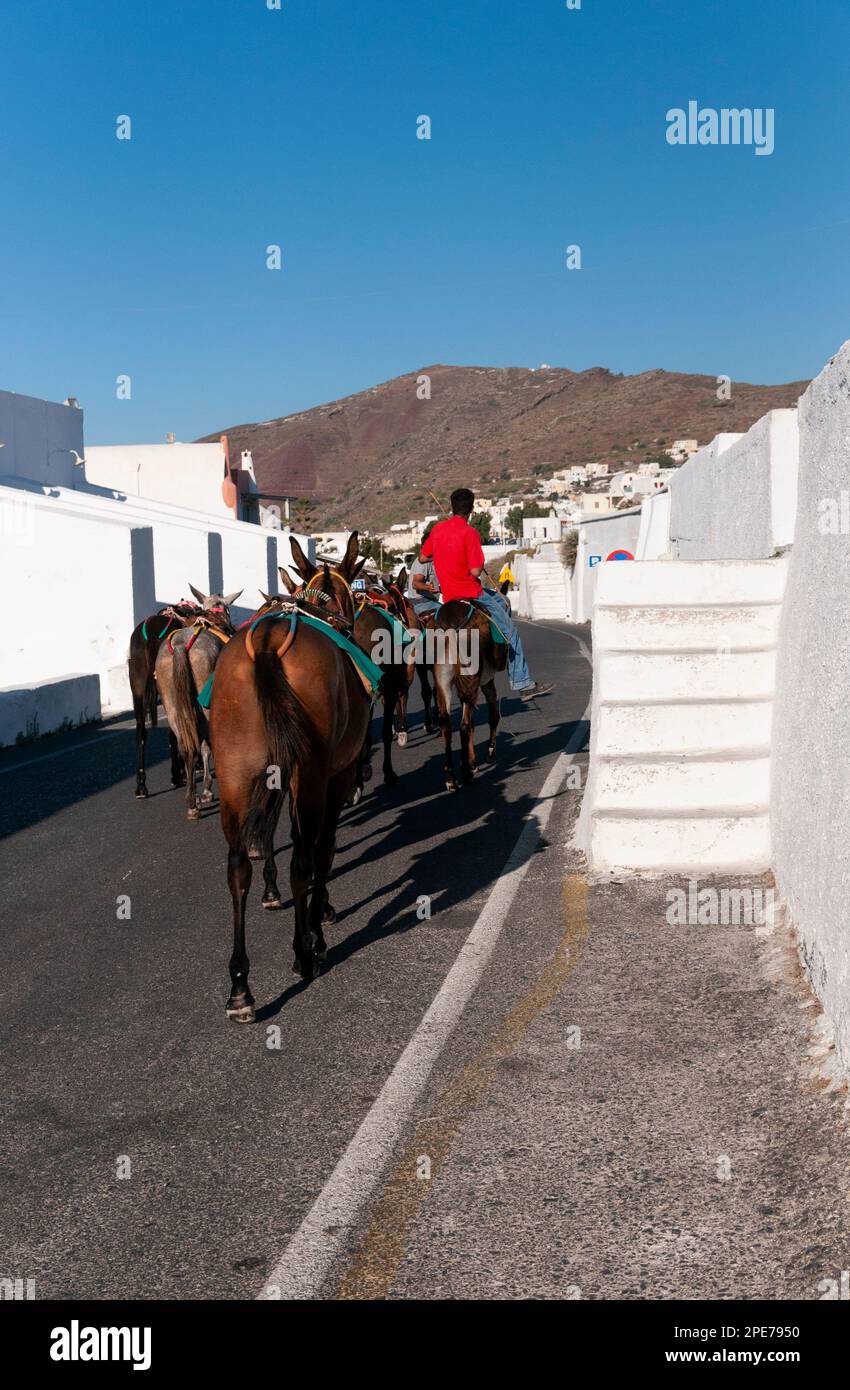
left=171, top=644, right=203, bottom=758
left=242, top=648, right=312, bottom=855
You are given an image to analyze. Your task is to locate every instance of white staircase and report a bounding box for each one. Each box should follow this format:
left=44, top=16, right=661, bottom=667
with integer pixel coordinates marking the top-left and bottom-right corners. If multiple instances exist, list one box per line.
left=577, top=558, right=787, bottom=874
left=527, top=560, right=569, bottom=620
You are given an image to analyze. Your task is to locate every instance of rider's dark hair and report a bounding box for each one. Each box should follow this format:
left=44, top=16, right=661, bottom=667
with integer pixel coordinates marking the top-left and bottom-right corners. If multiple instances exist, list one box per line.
left=450, top=487, right=475, bottom=517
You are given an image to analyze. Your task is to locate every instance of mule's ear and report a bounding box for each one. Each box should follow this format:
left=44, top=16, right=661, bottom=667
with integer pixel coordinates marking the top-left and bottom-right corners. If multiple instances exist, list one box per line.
left=278, top=566, right=297, bottom=594
left=222, top=590, right=242, bottom=607
left=289, top=536, right=315, bottom=580
left=260, top=591, right=273, bottom=603
left=352, top=557, right=367, bottom=579
left=396, top=567, right=408, bottom=591
left=341, top=531, right=360, bottom=579
left=189, top=583, right=207, bottom=605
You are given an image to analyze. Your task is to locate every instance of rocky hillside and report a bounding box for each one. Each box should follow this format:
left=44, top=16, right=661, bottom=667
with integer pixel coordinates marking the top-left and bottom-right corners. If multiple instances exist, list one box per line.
left=201, top=364, right=808, bottom=532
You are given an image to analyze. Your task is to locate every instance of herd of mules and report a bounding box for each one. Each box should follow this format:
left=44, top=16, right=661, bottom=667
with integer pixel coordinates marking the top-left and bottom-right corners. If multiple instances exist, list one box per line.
left=129, top=532, right=507, bottom=1022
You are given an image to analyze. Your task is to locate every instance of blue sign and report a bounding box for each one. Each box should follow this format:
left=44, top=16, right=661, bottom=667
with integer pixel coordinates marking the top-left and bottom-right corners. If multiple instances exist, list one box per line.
left=588, top=555, right=602, bottom=568
left=352, top=578, right=367, bottom=591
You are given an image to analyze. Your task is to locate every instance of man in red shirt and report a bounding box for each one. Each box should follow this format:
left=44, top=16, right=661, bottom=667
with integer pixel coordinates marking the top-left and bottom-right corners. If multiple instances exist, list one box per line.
left=421, top=488, right=554, bottom=701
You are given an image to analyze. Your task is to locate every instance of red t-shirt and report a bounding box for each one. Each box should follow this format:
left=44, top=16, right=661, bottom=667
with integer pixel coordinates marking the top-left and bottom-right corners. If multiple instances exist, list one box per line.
left=421, top=516, right=484, bottom=600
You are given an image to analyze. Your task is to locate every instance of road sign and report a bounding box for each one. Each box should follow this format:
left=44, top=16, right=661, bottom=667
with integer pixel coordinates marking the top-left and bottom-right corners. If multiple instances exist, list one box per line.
left=606, top=549, right=634, bottom=561
left=588, top=554, right=602, bottom=568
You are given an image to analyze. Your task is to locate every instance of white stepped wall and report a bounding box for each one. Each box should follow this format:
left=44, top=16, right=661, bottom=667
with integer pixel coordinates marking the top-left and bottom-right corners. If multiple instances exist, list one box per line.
left=526, top=559, right=570, bottom=619
left=577, top=557, right=787, bottom=874
left=771, top=339, right=850, bottom=1076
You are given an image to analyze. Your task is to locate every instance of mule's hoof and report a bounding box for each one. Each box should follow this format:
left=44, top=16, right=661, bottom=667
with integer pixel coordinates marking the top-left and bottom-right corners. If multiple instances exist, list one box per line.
left=445, top=779, right=459, bottom=792
left=135, top=789, right=148, bottom=800
left=362, top=763, right=373, bottom=783
left=226, top=998, right=255, bottom=1024
left=293, top=955, right=320, bottom=981
left=350, top=786, right=362, bottom=806
left=322, top=902, right=337, bottom=925
left=187, top=807, right=201, bottom=821
left=200, top=789, right=214, bottom=805
left=384, top=772, right=399, bottom=787
left=261, top=895, right=282, bottom=910
left=397, top=731, right=408, bottom=748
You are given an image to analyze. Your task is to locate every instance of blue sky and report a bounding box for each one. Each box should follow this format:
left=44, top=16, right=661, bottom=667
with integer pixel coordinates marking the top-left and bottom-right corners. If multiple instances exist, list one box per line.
left=1, top=0, right=848, bottom=443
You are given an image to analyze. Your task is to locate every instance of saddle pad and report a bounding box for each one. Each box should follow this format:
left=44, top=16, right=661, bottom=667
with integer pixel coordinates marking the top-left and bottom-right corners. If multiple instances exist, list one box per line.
left=364, top=602, right=417, bottom=647
left=252, top=609, right=383, bottom=694
left=436, top=600, right=508, bottom=645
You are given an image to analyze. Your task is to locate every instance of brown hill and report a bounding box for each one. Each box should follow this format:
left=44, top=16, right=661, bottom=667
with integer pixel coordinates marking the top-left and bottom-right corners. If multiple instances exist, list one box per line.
left=201, top=364, right=808, bottom=532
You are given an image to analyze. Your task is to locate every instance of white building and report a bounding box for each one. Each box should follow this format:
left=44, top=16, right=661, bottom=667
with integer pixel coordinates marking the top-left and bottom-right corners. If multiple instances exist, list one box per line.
left=665, top=438, right=699, bottom=462
left=84, top=438, right=274, bottom=525
left=580, top=494, right=616, bottom=516
left=610, top=470, right=667, bottom=499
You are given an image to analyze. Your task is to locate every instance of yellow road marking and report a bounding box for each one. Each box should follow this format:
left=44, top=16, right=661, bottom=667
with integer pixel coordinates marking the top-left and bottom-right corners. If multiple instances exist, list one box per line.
left=336, top=874, right=590, bottom=1299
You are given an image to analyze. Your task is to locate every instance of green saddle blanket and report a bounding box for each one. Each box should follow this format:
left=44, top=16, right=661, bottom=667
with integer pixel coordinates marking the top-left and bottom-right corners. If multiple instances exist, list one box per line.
left=197, top=608, right=383, bottom=710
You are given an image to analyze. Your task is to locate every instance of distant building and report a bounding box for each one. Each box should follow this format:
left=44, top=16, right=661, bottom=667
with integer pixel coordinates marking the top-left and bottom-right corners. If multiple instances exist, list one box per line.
left=665, top=438, right=699, bottom=462
left=580, top=494, right=616, bottom=516
left=85, top=436, right=268, bottom=524
left=610, top=470, right=667, bottom=499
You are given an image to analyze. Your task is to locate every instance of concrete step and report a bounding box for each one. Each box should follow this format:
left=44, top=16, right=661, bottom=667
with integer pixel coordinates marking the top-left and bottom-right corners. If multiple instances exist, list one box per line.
left=597, top=650, right=776, bottom=703
left=595, top=557, right=787, bottom=607
left=593, top=755, right=770, bottom=815
left=596, top=701, right=772, bottom=757
left=594, top=603, right=782, bottom=654
left=588, top=810, right=771, bottom=874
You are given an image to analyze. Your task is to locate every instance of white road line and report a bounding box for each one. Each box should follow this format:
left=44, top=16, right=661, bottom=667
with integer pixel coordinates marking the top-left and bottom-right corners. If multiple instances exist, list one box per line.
left=259, top=635, right=592, bottom=1301
left=0, top=726, right=130, bottom=775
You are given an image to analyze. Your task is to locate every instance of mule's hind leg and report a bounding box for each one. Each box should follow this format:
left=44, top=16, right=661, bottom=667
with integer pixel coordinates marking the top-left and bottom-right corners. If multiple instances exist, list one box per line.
left=225, top=844, right=255, bottom=1023
left=311, top=773, right=349, bottom=938
left=418, top=664, right=435, bottom=734
left=381, top=685, right=399, bottom=786
left=133, top=694, right=148, bottom=798
left=394, top=685, right=409, bottom=747
left=185, top=749, right=200, bottom=820
left=200, top=739, right=214, bottom=806
left=434, top=664, right=457, bottom=791
left=169, top=730, right=185, bottom=787
left=289, top=792, right=325, bottom=981
left=460, top=697, right=478, bottom=783
left=261, top=836, right=283, bottom=909
left=482, top=678, right=500, bottom=762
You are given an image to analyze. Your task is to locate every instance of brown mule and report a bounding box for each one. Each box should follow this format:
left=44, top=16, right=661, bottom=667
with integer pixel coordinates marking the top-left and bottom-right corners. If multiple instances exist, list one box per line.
left=286, top=545, right=409, bottom=788
left=154, top=588, right=241, bottom=818
left=380, top=570, right=436, bottom=741
left=128, top=600, right=200, bottom=797
left=209, top=533, right=372, bottom=1022
left=432, top=601, right=507, bottom=791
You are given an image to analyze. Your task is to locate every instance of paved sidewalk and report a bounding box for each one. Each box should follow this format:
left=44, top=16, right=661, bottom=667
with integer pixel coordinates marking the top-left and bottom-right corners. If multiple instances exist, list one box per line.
left=337, top=793, right=850, bottom=1299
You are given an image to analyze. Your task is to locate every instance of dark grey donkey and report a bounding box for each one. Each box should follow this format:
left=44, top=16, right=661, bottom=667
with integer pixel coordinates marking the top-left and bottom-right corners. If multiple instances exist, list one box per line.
left=154, top=586, right=242, bottom=819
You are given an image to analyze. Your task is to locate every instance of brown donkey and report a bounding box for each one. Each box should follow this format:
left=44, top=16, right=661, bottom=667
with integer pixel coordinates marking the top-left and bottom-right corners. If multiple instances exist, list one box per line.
left=433, top=601, right=507, bottom=791
left=128, top=599, right=200, bottom=797
left=209, top=533, right=373, bottom=1021
left=286, top=542, right=410, bottom=787
left=154, top=589, right=241, bottom=818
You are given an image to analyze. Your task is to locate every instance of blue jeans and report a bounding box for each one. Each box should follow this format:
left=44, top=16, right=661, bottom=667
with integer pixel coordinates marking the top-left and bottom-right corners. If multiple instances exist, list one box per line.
left=475, top=588, right=532, bottom=691
left=411, top=596, right=440, bottom=618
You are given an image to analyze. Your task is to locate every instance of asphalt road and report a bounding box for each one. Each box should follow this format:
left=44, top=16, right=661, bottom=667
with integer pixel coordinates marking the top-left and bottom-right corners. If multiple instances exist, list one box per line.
left=0, top=619, right=591, bottom=1300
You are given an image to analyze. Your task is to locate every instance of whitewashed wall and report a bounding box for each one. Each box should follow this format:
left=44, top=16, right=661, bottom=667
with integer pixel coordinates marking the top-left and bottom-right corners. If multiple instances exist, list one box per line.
left=669, top=413, right=798, bottom=560
left=0, top=480, right=311, bottom=744
left=771, top=342, right=850, bottom=1075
